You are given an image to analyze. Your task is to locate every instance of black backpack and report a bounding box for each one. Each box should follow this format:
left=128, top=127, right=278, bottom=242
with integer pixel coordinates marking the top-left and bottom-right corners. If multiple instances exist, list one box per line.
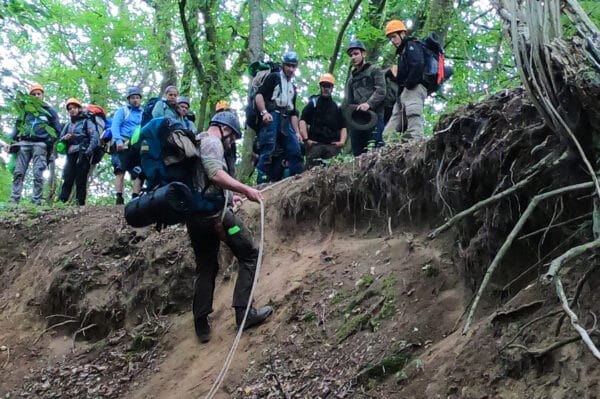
left=418, top=32, right=453, bottom=94
left=245, top=61, right=281, bottom=131
left=141, top=97, right=163, bottom=127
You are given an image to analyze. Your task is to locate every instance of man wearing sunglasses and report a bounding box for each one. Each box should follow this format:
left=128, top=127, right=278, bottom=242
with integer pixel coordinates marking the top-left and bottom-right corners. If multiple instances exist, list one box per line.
left=299, top=73, right=347, bottom=169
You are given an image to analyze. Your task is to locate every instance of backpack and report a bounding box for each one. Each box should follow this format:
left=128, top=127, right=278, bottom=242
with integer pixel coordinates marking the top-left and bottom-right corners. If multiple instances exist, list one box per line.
left=418, top=32, right=453, bottom=94
left=141, top=97, right=164, bottom=127
left=245, top=61, right=281, bottom=131
left=137, top=119, right=224, bottom=219
left=83, top=104, right=107, bottom=164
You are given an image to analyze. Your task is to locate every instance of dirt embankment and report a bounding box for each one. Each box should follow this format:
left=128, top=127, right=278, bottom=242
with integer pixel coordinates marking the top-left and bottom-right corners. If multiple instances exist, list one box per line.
left=1, top=87, right=600, bottom=398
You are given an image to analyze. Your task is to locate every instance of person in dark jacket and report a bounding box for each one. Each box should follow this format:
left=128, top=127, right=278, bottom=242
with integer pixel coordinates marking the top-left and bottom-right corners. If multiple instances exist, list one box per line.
left=58, top=98, right=100, bottom=205
left=384, top=19, right=427, bottom=138
left=343, top=40, right=386, bottom=156
left=299, top=73, right=347, bottom=169
left=5, top=84, right=61, bottom=205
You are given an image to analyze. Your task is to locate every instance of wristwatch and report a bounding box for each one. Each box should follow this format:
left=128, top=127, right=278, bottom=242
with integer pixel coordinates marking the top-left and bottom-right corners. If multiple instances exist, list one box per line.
left=260, top=110, right=268, bottom=116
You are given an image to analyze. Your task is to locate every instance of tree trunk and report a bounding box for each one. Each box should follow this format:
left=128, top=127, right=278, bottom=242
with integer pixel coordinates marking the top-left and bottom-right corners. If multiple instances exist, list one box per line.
left=153, top=0, right=178, bottom=91
left=422, top=0, right=454, bottom=42
left=237, top=0, right=264, bottom=182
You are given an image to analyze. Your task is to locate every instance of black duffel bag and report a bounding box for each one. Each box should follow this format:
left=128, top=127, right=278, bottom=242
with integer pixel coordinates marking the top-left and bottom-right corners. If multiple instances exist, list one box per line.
left=124, top=182, right=193, bottom=228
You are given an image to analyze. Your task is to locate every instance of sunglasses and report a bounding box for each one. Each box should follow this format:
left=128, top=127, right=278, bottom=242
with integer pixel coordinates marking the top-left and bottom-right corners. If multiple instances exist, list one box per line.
left=320, top=83, right=334, bottom=89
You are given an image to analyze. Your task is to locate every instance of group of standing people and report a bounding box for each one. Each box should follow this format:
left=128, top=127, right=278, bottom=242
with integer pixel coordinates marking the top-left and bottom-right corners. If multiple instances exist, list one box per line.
left=3, top=17, right=436, bottom=346
left=252, top=18, right=431, bottom=183
left=4, top=84, right=200, bottom=206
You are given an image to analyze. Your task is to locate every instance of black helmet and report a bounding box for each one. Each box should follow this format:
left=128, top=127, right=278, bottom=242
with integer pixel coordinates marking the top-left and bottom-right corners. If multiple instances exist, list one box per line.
left=346, top=39, right=366, bottom=54
left=126, top=86, right=142, bottom=98
left=282, top=51, right=299, bottom=66
left=210, top=111, right=242, bottom=139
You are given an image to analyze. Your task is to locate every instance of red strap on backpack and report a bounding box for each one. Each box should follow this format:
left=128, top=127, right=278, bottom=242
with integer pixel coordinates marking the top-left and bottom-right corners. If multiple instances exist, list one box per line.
left=437, top=54, right=445, bottom=84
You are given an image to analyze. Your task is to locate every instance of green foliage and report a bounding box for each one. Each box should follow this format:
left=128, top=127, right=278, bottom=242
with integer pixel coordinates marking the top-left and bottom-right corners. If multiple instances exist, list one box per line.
left=0, top=162, right=12, bottom=202
left=301, top=311, right=317, bottom=322
left=3, top=0, right=589, bottom=203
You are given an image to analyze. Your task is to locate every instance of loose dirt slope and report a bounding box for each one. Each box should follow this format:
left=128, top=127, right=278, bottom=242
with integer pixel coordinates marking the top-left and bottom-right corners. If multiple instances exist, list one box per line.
left=2, top=88, right=600, bottom=398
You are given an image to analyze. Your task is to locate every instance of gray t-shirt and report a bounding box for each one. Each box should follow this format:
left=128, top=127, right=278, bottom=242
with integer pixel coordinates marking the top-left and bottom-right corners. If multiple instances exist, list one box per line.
left=193, top=132, right=231, bottom=202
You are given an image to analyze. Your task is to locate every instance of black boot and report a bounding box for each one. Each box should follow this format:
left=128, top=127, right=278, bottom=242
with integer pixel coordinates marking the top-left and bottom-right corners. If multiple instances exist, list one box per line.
left=235, top=306, right=273, bottom=330
left=195, top=316, right=211, bottom=343
left=115, top=193, right=124, bottom=205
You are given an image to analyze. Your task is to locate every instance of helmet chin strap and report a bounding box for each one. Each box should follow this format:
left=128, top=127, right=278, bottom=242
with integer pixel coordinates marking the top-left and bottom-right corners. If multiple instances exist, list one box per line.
left=218, top=125, right=230, bottom=148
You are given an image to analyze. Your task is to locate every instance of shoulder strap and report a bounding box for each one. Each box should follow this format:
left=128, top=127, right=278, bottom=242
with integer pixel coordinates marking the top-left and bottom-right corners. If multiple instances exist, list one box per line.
left=123, top=105, right=130, bottom=121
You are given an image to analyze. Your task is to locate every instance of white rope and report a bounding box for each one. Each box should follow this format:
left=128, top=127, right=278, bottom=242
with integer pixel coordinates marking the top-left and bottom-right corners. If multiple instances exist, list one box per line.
left=203, top=198, right=266, bottom=399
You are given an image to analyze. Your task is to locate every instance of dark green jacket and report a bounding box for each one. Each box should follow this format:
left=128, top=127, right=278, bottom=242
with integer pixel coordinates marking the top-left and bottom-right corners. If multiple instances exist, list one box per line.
left=344, top=63, right=386, bottom=113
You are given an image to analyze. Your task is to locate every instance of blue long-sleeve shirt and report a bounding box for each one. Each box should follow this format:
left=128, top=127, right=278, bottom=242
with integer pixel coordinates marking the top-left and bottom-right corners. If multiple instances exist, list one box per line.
left=111, top=104, right=143, bottom=144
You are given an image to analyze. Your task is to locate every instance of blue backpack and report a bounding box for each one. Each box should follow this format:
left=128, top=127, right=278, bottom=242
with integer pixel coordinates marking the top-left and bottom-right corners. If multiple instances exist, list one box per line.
left=138, top=118, right=225, bottom=214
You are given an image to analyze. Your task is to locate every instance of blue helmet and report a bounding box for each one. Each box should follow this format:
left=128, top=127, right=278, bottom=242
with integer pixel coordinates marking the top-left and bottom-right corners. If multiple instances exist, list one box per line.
left=282, top=51, right=299, bottom=66
left=210, top=111, right=242, bottom=139
left=126, top=86, right=142, bottom=98
left=177, top=96, right=190, bottom=106
left=347, top=39, right=366, bottom=54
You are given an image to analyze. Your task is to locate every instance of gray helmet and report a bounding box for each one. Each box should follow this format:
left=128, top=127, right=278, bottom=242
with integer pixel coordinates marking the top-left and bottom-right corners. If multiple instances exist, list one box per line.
left=346, top=39, right=366, bottom=54
left=282, top=51, right=299, bottom=66
left=210, top=111, right=242, bottom=139
left=126, top=86, right=142, bottom=98
left=177, top=96, right=190, bottom=106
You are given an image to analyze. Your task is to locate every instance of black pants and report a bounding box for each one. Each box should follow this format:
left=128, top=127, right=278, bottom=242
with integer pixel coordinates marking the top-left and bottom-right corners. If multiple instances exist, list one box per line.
left=59, top=153, right=91, bottom=205
left=186, top=209, right=258, bottom=323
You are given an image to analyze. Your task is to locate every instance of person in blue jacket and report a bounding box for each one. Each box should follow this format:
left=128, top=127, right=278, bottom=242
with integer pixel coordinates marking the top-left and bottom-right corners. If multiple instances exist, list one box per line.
left=110, top=87, right=144, bottom=205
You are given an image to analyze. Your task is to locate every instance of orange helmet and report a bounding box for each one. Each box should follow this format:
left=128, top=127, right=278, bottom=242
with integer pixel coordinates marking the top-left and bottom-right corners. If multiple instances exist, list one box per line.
left=29, top=84, right=44, bottom=95
left=385, top=19, right=407, bottom=36
left=65, top=98, right=82, bottom=109
left=318, top=73, right=335, bottom=85
left=215, top=100, right=229, bottom=112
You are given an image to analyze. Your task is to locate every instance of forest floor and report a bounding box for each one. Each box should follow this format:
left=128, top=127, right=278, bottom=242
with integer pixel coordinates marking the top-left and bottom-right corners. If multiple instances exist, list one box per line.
left=2, top=88, right=600, bottom=398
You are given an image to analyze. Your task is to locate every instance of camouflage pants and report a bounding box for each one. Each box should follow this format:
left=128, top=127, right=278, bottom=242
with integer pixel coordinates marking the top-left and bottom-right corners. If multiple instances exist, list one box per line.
left=10, top=142, right=47, bottom=205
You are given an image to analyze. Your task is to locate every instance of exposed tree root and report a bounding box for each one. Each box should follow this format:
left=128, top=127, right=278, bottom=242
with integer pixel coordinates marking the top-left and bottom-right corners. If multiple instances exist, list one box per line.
left=507, top=335, right=583, bottom=357
left=554, top=264, right=599, bottom=336
left=500, top=309, right=563, bottom=351
left=463, top=181, right=594, bottom=334
left=543, top=239, right=600, bottom=360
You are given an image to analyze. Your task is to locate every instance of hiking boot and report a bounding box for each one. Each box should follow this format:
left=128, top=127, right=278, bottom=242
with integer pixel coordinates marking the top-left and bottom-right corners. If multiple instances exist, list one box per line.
left=195, top=317, right=211, bottom=343
left=235, top=306, right=273, bottom=330
left=115, top=194, right=124, bottom=205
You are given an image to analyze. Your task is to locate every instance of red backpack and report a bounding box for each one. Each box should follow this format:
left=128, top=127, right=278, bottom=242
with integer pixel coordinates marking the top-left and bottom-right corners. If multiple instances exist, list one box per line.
left=83, top=104, right=107, bottom=164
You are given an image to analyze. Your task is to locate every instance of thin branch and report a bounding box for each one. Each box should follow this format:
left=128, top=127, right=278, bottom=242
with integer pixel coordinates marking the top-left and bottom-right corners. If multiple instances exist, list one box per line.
left=33, top=320, right=78, bottom=345
left=518, top=212, right=592, bottom=240
left=328, top=0, right=362, bottom=73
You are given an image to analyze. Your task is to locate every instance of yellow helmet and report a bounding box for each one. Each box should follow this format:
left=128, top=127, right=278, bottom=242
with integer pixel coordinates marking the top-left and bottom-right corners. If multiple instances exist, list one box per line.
left=318, top=73, right=335, bottom=85
left=385, top=19, right=407, bottom=36
left=216, top=100, right=229, bottom=112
